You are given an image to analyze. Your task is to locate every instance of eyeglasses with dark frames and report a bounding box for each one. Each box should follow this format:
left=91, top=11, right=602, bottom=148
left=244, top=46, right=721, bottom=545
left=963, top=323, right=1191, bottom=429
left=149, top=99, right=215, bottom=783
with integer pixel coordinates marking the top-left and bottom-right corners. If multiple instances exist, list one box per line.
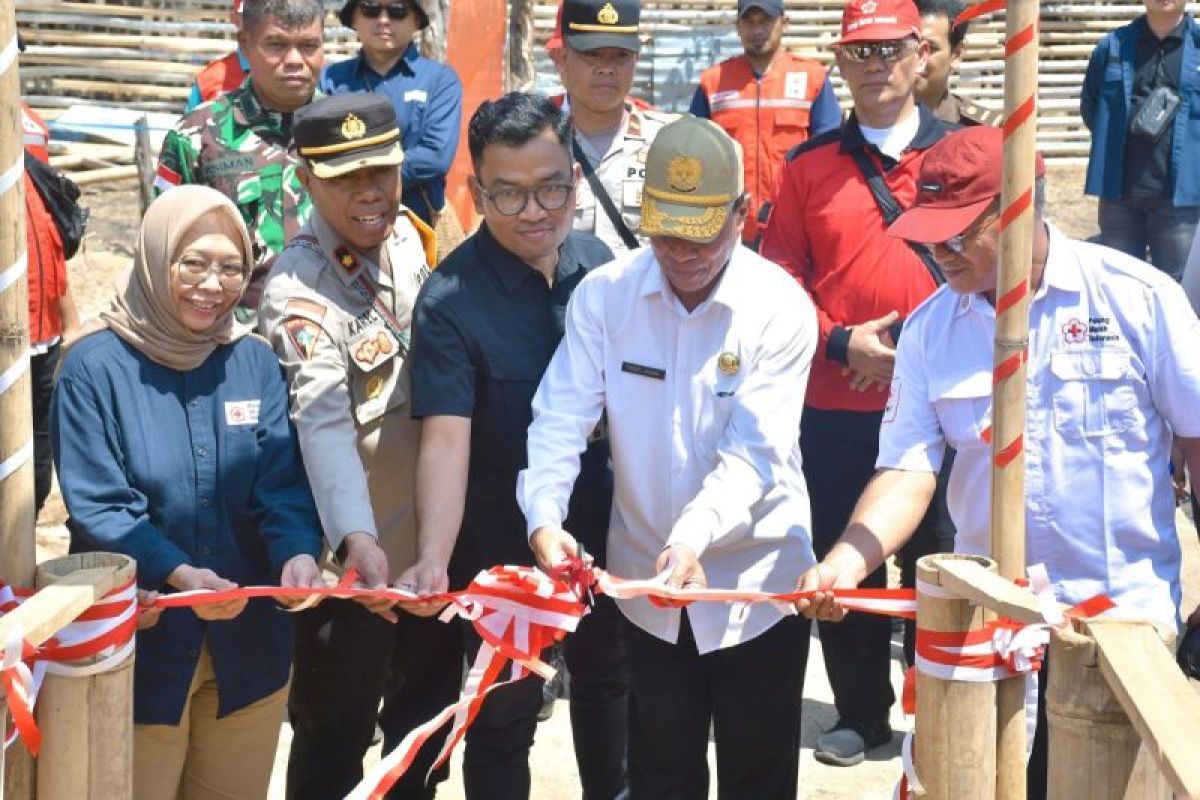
left=357, top=1, right=411, bottom=21
left=475, top=181, right=575, bottom=216
left=838, top=39, right=916, bottom=63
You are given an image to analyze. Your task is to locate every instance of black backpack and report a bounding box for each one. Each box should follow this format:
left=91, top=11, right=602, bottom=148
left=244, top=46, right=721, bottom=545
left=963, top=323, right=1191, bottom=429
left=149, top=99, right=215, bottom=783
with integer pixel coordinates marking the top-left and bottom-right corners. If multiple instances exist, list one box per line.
left=24, top=152, right=88, bottom=259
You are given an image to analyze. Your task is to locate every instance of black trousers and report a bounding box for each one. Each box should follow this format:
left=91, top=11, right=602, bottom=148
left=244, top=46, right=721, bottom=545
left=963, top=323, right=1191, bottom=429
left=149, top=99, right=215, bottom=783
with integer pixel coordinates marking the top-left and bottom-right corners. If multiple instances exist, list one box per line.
left=31, top=342, right=59, bottom=516
left=622, top=612, right=809, bottom=800
left=461, top=595, right=627, bottom=800
left=801, top=407, right=897, bottom=727
left=286, top=601, right=464, bottom=800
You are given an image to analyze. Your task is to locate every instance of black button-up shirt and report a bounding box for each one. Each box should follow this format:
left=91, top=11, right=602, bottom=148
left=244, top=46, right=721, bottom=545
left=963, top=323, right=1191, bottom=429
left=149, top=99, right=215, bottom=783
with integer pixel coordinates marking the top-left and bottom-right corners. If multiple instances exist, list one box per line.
left=1125, top=17, right=1185, bottom=203
left=410, top=224, right=615, bottom=586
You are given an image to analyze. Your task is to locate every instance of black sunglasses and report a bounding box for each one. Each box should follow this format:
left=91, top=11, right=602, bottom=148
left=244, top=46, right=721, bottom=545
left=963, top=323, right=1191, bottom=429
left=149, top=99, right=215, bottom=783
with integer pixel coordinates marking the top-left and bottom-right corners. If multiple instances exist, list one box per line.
left=357, top=1, right=411, bottom=21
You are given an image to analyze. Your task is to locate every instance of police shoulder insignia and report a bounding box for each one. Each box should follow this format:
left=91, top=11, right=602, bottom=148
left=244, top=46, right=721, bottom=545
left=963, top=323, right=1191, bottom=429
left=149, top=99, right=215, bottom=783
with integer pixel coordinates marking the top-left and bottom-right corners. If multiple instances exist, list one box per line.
left=283, top=317, right=322, bottom=360
left=961, top=100, right=1003, bottom=127
left=334, top=246, right=359, bottom=272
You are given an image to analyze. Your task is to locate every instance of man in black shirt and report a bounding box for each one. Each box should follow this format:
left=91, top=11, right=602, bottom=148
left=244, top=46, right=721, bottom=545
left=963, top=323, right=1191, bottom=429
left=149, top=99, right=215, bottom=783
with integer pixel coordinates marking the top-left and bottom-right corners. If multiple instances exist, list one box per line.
left=402, top=92, right=627, bottom=800
left=1082, top=0, right=1200, bottom=282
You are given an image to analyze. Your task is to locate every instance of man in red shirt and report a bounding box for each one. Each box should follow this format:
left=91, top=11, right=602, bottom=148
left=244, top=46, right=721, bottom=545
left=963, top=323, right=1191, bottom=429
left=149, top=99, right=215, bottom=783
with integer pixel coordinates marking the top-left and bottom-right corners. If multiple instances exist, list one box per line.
left=690, top=0, right=841, bottom=245
left=22, top=101, right=80, bottom=515
left=186, top=1, right=250, bottom=111
left=760, top=0, right=955, bottom=767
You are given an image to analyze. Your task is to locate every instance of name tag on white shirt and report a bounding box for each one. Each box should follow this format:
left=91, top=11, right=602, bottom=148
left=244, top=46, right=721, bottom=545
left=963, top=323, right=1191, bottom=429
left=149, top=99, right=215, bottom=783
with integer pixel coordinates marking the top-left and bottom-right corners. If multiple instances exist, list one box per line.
left=225, top=400, right=261, bottom=426
left=621, top=361, right=666, bottom=380
left=404, top=89, right=428, bottom=103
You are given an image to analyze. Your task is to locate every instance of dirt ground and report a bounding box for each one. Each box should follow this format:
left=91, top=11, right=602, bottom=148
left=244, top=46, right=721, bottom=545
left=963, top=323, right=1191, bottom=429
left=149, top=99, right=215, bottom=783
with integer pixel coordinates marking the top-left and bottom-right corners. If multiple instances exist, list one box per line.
left=34, top=166, right=1199, bottom=799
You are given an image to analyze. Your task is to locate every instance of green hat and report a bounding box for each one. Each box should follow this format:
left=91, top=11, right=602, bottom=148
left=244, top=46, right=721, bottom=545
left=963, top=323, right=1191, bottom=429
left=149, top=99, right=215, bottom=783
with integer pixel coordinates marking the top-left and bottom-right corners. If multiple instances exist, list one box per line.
left=640, top=115, right=744, bottom=244
left=293, top=93, right=404, bottom=180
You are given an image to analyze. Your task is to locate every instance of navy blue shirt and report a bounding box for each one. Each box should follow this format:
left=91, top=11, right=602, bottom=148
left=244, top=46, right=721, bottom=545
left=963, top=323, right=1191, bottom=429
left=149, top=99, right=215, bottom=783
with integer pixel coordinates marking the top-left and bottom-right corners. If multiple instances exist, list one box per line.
left=410, top=226, right=615, bottom=587
left=51, top=331, right=322, bottom=724
left=321, top=44, right=463, bottom=224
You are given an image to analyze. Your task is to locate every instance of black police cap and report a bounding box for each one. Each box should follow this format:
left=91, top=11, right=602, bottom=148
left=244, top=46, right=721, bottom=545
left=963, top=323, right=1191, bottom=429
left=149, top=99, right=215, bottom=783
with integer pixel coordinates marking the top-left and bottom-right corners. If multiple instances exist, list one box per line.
left=293, top=92, right=403, bottom=179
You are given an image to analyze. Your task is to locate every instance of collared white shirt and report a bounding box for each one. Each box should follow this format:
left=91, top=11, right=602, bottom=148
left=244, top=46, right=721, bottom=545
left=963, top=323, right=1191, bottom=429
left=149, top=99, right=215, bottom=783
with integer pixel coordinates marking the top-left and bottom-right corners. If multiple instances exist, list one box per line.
left=879, top=223, right=1200, bottom=629
left=518, top=244, right=817, bottom=653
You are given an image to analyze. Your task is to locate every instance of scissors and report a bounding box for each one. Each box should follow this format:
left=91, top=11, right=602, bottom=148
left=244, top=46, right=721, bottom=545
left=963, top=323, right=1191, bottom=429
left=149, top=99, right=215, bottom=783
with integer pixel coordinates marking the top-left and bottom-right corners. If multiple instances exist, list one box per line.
left=574, top=542, right=596, bottom=609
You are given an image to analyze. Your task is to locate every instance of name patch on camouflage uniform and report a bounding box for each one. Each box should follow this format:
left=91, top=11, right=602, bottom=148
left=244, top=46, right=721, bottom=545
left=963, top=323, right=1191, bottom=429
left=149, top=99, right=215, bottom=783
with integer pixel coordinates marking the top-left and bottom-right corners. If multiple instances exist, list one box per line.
left=201, top=154, right=256, bottom=180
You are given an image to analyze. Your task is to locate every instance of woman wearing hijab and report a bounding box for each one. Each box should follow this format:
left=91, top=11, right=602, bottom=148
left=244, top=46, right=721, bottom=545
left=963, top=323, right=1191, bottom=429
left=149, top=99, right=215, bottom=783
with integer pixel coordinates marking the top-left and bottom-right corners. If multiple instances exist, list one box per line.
left=51, top=186, right=323, bottom=800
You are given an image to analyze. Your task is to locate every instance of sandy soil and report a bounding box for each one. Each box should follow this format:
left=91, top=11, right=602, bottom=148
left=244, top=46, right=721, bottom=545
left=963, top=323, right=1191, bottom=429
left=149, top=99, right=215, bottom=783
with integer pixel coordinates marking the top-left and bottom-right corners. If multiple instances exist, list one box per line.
left=35, top=166, right=1195, bottom=800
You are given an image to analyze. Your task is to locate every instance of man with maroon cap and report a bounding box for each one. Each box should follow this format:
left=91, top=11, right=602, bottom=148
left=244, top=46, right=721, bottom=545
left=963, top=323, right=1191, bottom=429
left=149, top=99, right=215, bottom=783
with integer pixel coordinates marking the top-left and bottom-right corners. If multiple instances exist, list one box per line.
left=795, top=125, right=1200, bottom=798
left=760, top=0, right=956, bottom=767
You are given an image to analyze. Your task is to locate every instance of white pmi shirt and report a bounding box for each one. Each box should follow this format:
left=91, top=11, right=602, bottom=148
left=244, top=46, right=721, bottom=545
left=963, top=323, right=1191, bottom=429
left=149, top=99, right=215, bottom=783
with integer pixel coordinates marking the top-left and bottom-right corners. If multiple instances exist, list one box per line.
left=518, top=244, right=818, bottom=653
left=879, top=223, right=1200, bottom=629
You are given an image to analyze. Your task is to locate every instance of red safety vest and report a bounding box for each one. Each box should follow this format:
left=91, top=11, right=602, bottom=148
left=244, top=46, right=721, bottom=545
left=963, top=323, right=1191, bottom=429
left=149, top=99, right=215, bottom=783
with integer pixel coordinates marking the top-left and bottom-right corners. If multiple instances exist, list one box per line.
left=21, top=104, right=68, bottom=344
left=699, top=53, right=828, bottom=243
left=196, top=50, right=248, bottom=105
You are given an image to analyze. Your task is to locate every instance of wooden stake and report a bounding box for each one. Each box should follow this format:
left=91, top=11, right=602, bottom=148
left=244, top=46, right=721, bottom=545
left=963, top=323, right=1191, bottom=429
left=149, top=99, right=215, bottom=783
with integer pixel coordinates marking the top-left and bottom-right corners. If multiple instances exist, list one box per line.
left=34, top=554, right=137, bottom=800
left=915, top=554, right=997, bottom=799
left=133, top=116, right=154, bottom=216
left=1046, top=624, right=1171, bottom=800
left=0, top=6, right=37, bottom=796
left=992, top=0, right=1041, bottom=794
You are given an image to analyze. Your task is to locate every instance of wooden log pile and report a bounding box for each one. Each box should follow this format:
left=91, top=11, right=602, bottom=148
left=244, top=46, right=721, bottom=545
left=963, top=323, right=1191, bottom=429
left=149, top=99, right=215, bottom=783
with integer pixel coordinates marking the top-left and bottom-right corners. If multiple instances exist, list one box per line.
left=531, top=0, right=1148, bottom=162
left=15, top=0, right=1147, bottom=165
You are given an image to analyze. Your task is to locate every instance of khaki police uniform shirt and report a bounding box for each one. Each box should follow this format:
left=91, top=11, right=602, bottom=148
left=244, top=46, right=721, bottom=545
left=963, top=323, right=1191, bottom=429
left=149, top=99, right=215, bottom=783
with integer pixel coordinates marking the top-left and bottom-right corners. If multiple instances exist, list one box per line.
left=932, top=92, right=1003, bottom=127
left=259, top=210, right=434, bottom=581
left=567, top=98, right=676, bottom=254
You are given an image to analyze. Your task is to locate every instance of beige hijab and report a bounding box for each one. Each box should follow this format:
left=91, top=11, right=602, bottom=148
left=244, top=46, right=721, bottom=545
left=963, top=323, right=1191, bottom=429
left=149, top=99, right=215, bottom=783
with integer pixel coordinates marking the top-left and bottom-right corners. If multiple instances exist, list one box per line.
left=88, top=186, right=254, bottom=371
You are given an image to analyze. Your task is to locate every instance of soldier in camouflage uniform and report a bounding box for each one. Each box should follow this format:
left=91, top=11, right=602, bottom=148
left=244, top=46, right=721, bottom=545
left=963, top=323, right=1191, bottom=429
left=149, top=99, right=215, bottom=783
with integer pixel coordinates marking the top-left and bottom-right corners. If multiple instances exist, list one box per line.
left=156, top=0, right=325, bottom=314
left=915, top=0, right=1003, bottom=127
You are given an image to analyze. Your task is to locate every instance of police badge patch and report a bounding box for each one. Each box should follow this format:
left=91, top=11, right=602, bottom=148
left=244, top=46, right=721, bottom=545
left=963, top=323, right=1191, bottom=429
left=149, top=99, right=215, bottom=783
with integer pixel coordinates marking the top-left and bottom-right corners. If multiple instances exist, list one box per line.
left=283, top=317, right=322, bottom=360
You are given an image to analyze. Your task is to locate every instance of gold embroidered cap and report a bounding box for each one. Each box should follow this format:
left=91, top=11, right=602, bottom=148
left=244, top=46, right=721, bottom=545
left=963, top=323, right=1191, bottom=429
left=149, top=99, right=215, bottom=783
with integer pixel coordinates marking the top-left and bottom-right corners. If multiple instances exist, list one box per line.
left=562, top=0, right=642, bottom=53
left=294, top=92, right=404, bottom=179
left=641, top=115, right=744, bottom=244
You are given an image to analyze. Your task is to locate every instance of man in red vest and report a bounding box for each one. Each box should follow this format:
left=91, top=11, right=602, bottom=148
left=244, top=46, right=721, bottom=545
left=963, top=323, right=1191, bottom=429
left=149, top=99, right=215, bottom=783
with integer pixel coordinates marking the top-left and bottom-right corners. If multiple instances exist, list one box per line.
left=690, top=0, right=842, bottom=245
left=186, top=1, right=250, bottom=111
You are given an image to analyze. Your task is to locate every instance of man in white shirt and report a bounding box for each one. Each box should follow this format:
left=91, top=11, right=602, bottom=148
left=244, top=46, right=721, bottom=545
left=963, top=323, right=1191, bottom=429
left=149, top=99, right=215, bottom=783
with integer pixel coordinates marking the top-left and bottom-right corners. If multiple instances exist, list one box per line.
left=797, top=125, right=1200, bottom=799
left=519, top=115, right=818, bottom=799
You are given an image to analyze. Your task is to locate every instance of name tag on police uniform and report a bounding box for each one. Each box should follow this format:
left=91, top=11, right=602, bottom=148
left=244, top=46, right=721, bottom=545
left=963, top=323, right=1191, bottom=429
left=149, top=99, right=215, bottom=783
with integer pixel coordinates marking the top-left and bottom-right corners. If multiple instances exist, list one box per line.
left=622, top=179, right=643, bottom=208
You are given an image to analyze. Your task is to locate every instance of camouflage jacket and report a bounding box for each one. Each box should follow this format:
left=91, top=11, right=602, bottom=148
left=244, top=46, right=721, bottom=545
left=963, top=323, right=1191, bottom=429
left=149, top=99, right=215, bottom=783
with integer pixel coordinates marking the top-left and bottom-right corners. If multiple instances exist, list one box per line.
left=156, top=79, right=313, bottom=307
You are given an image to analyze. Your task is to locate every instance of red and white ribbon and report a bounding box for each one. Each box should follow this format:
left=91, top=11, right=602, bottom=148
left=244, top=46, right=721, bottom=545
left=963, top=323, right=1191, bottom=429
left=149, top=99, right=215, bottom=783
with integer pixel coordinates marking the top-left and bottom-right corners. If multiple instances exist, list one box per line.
left=0, top=579, right=139, bottom=754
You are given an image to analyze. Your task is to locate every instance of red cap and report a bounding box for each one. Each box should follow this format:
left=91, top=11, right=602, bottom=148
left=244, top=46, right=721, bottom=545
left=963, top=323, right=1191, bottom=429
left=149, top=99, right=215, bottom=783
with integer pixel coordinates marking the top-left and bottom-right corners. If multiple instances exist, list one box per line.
left=547, top=2, right=565, bottom=52
left=888, top=126, right=1046, bottom=245
left=837, top=0, right=921, bottom=45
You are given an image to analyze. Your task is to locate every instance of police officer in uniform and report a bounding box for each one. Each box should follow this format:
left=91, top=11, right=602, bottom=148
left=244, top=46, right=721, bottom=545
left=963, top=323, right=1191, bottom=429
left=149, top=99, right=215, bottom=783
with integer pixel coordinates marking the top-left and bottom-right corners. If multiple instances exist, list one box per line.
left=915, top=0, right=1003, bottom=126
left=551, top=0, right=675, bottom=254
left=259, top=92, right=463, bottom=800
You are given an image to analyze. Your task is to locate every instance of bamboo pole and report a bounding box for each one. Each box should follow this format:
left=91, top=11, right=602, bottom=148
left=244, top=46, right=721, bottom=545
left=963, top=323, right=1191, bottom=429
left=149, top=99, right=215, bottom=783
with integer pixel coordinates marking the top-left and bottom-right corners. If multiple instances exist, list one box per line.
left=915, top=554, right=997, bottom=799
left=34, top=554, right=137, bottom=800
left=991, top=0, right=1041, bottom=795
left=0, top=6, right=37, bottom=798
left=1046, top=625, right=1170, bottom=800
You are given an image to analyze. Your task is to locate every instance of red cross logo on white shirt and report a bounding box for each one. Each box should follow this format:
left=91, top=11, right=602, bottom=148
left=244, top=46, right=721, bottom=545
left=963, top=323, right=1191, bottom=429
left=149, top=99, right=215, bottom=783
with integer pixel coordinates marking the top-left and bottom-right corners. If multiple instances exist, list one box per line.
left=1061, top=318, right=1087, bottom=344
